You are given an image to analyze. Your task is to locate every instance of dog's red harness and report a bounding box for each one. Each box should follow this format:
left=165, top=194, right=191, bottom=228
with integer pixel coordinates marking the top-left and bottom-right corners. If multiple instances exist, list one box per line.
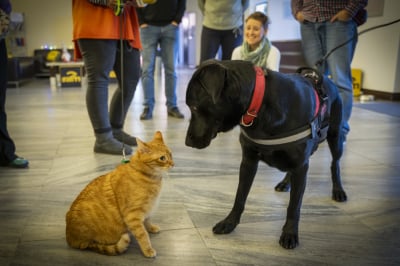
left=241, top=66, right=265, bottom=127
left=240, top=67, right=326, bottom=146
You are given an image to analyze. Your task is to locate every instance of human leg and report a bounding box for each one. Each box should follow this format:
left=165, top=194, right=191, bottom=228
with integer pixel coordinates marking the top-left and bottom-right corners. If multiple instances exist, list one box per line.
left=0, top=39, right=28, bottom=168
left=199, top=26, right=222, bottom=63
left=110, top=41, right=140, bottom=145
left=78, top=39, right=131, bottom=155
left=325, top=21, right=358, bottom=135
left=160, top=24, right=183, bottom=118
left=299, top=22, right=326, bottom=71
left=140, top=25, right=159, bottom=119
left=220, top=26, right=243, bottom=60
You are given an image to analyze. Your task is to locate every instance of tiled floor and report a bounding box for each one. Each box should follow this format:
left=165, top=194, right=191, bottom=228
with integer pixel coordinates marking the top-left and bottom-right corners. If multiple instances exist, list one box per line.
left=1, top=68, right=400, bottom=266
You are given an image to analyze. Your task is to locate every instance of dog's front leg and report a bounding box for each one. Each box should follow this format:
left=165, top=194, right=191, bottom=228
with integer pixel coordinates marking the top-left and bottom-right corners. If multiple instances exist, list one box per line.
left=279, top=163, right=308, bottom=249
left=213, top=156, right=259, bottom=234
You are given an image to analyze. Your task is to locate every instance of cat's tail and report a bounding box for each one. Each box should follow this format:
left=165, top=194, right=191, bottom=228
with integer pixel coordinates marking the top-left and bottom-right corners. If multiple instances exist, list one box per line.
left=88, top=233, right=131, bottom=256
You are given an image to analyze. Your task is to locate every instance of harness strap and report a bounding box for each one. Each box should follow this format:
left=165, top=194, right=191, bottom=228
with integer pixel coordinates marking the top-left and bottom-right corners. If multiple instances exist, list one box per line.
left=241, top=119, right=319, bottom=146
left=240, top=67, right=326, bottom=146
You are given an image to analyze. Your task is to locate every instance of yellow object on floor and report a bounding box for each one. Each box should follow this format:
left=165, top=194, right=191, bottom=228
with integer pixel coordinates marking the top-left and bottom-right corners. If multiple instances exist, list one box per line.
left=352, top=68, right=362, bottom=97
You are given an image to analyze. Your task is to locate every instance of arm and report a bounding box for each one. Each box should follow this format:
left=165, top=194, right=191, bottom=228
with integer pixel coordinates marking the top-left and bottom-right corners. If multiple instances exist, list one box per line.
left=231, top=47, right=241, bottom=60
left=173, top=0, right=186, bottom=25
left=87, top=0, right=112, bottom=7
left=87, top=0, right=155, bottom=8
left=331, top=0, right=368, bottom=22
left=345, top=0, right=368, bottom=17
left=267, top=46, right=281, bottom=72
left=290, top=0, right=303, bottom=21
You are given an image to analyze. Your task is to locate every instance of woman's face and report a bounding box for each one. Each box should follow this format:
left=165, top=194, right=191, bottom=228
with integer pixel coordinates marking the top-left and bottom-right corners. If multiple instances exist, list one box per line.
left=244, top=18, right=266, bottom=50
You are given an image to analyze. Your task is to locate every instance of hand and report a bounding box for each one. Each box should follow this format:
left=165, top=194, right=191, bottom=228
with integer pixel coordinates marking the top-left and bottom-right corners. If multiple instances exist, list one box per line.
left=330, top=9, right=352, bottom=23
left=295, top=11, right=305, bottom=23
left=106, top=0, right=117, bottom=8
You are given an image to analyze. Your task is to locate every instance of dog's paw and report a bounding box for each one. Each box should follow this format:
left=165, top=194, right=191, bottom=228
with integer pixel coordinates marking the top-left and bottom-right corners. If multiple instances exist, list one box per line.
left=279, top=232, right=299, bottom=249
left=274, top=181, right=290, bottom=192
left=332, top=189, right=347, bottom=202
left=213, top=220, right=238, bottom=234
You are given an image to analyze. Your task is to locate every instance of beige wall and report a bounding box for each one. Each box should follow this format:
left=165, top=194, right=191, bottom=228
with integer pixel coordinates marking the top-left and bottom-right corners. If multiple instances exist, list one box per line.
left=352, top=0, right=400, bottom=94
left=11, top=0, right=73, bottom=54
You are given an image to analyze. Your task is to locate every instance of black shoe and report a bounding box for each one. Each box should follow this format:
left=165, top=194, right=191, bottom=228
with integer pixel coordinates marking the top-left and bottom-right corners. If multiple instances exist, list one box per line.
left=167, top=107, right=184, bottom=119
left=140, top=107, right=153, bottom=120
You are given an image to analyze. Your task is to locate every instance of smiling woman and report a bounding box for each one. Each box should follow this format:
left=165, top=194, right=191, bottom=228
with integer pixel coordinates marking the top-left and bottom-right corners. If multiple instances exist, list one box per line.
left=231, top=11, right=281, bottom=71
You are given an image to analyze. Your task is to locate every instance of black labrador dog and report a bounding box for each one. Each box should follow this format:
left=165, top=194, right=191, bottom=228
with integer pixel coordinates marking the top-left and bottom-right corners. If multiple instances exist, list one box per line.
left=185, top=60, right=347, bottom=249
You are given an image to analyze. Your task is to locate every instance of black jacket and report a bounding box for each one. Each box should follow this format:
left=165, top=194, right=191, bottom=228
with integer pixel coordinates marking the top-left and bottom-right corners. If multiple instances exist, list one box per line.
left=137, top=0, right=186, bottom=26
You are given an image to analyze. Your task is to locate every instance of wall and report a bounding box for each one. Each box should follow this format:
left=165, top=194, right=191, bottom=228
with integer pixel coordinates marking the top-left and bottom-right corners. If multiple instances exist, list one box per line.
left=11, top=0, right=73, bottom=51
left=9, top=0, right=400, bottom=97
left=352, top=0, right=400, bottom=95
left=260, top=0, right=400, bottom=96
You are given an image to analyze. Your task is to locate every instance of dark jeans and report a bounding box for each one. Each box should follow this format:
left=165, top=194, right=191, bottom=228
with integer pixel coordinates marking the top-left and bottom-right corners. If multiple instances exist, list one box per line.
left=0, top=39, right=17, bottom=165
left=78, top=39, right=141, bottom=134
left=199, top=25, right=243, bottom=63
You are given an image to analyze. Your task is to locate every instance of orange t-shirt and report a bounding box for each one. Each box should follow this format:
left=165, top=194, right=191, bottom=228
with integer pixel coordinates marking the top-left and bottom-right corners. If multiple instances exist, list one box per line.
left=72, top=0, right=142, bottom=59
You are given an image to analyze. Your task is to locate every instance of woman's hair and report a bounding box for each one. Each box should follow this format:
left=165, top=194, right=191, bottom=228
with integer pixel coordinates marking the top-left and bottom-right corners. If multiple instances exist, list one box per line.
left=245, top=11, right=270, bottom=30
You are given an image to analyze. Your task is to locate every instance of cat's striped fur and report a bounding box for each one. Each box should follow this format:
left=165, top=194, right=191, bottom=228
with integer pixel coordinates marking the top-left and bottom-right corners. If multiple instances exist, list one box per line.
left=65, top=131, right=173, bottom=258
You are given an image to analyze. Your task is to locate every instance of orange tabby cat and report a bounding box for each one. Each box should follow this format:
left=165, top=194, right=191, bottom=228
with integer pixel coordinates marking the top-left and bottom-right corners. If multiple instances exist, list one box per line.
left=65, top=131, right=173, bottom=258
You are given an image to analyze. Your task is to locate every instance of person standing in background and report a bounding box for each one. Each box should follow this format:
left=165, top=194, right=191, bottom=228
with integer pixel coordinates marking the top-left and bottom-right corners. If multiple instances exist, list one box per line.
left=291, top=0, right=368, bottom=139
left=72, top=0, right=156, bottom=155
left=231, top=11, right=281, bottom=71
left=198, top=0, right=249, bottom=63
left=137, top=0, right=186, bottom=120
left=0, top=0, right=29, bottom=168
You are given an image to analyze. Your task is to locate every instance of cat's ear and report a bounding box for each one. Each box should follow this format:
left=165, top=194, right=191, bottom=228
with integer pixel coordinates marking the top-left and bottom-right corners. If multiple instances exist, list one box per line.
left=154, top=131, right=164, bottom=143
left=136, top=138, right=151, bottom=154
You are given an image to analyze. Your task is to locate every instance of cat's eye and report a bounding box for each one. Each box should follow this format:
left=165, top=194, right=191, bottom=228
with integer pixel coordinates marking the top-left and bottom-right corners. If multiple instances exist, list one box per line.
left=159, top=155, right=166, bottom=161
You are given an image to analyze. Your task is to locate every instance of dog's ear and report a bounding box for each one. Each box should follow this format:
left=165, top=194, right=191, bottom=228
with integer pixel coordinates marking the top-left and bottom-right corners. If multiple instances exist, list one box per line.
left=198, top=62, right=227, bottom=104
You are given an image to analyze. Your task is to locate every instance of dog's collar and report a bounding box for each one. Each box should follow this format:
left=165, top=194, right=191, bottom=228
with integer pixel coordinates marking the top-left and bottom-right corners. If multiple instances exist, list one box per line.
left=240, top=66, right=265, bottom=127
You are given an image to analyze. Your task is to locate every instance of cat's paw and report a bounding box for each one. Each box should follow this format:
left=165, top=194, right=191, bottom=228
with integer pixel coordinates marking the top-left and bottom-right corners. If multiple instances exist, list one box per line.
left=147, top=224, right=160, bottom=234
left=143, top=248, right=157, bottom=258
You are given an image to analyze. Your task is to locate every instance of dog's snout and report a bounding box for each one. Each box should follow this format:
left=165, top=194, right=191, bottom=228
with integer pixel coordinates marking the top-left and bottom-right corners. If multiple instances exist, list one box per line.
left=185, top=134, right=193, bottom=147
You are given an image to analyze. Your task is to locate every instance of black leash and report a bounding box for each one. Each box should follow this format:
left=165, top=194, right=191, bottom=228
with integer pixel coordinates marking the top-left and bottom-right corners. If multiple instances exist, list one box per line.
left=314, top=18, right=400, bottom=67
left=115, top=0, right=130, bottom=163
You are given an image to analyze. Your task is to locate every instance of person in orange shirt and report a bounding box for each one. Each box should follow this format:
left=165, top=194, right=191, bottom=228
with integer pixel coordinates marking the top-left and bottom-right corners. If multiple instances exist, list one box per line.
left=72, top=0, right=155, bottom=155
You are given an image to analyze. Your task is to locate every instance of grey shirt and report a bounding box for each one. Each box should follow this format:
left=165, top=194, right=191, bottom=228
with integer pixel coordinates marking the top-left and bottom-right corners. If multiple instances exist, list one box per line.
left=198, top=0, right=249, bottom=30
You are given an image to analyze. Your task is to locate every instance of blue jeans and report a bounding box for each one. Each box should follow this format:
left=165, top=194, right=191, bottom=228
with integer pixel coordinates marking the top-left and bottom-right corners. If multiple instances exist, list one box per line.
left=78, top=39, right=140, bottom=133
left=300, top=20, right=358, bottom=134
left=140, top=24, right=179, bottom=111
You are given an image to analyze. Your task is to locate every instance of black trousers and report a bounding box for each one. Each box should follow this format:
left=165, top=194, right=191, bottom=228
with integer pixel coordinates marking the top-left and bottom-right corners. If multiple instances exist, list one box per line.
left=0, top=38, right=16, bottom=165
